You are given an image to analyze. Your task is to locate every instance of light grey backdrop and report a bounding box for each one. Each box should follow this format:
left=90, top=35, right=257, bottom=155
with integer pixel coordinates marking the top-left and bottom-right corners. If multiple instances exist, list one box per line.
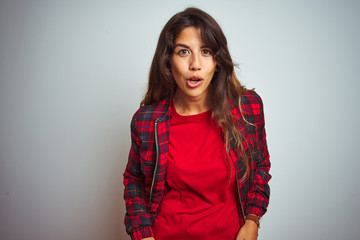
left=1, top=0, right=359, bottom=239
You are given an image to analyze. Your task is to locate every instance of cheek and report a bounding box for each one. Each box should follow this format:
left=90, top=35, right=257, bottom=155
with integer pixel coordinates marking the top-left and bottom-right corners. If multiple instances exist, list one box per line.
left=171, top=61, right=185, bottom=79
left=208, top=60, right=217, bottom=73
left=202, top=59, right=215, bottom=74
left=206, top=66, right=216, bottom=78
left=170, top=66, right=182, bottom=87
left=171, top=66, right=180, bottom=81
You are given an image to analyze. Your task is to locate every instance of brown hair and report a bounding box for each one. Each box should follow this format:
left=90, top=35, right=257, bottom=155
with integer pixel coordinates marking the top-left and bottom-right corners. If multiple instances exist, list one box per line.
left=141, top=7, right=249, bottom=179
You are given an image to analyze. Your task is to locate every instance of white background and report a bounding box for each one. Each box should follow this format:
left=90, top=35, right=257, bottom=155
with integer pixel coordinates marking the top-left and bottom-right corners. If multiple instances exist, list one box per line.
left=1, top=0, right=359, bottom=239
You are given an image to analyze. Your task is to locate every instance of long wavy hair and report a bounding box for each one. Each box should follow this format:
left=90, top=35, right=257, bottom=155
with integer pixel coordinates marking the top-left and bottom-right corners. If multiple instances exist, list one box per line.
left=141, top=7, right=250, bottom=179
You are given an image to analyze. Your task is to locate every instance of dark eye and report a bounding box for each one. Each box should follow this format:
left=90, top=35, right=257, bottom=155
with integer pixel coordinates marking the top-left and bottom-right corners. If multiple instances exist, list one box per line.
left=202, top=49, right=213, bottom=55
left=178, top=49, right=190, bottom=56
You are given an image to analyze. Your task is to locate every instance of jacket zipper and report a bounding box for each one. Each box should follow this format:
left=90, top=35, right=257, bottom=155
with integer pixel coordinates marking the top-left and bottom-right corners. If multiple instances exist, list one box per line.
left=149, top=118, right=160, bottom=208
left=232, top=156, right=246, bottom=224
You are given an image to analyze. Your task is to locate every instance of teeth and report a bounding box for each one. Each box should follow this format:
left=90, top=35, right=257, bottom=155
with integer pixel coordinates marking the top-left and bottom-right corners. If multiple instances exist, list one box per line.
left=189, top=78, right=200, bottom=83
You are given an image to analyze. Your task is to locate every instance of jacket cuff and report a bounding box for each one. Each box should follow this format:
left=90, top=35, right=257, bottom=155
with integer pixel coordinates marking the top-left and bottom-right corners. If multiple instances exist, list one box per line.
left=131, top=226, right=154, bottom=240
left=245, top=206, right=266, bottom=218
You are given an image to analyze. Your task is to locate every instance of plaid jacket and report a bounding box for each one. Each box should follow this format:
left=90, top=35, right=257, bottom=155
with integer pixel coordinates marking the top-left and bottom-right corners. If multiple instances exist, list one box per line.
left=123, top=90, right=271, bottom=240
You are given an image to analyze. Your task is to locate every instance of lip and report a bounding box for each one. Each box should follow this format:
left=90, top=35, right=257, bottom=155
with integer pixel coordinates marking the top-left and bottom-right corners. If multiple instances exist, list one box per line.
left=186, top=76, right=203, bottom=88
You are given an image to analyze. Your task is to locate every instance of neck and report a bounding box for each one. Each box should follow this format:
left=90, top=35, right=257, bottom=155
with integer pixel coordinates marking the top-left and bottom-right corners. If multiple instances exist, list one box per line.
left=173, top=92, right=211, bottom=116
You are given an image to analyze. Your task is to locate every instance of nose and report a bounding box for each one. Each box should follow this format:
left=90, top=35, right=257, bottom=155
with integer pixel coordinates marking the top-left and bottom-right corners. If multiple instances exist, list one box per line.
left=189, top=53, right=201, bottom=71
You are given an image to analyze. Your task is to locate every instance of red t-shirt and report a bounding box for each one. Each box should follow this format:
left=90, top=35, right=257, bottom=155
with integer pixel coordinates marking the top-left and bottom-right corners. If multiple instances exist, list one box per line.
left=152, top=103, right=240, bottom=240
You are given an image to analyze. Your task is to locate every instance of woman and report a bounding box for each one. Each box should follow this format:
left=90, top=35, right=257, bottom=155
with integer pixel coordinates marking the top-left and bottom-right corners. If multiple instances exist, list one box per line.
left=123, top=7, right=271, bottom=240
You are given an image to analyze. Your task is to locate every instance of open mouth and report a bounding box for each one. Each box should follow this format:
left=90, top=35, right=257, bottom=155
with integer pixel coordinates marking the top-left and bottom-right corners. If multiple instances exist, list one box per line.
left=188, top=78, right=201, bottom=83
left=186, top=77, right=203, bottom=88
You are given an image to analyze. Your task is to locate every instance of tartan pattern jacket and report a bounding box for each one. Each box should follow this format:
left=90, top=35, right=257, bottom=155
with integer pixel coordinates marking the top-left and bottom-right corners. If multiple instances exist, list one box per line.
left=123, top=90, right=271, bottom=240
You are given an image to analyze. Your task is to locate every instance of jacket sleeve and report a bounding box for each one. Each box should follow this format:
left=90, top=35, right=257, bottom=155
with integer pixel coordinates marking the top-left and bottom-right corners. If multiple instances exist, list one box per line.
left=244, top=93, right=271, bottom=217
left=123, top=111, right=154, bottom=240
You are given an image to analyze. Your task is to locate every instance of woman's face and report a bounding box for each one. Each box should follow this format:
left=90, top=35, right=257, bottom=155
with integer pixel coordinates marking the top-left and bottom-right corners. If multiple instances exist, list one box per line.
left=171, top=26, right=216, bottom=104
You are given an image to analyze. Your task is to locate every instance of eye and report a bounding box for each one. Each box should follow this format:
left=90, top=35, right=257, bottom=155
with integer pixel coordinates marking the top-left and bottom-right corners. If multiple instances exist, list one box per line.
left=201, top=49, right=213, bottom=56
left=177, top=49, right=190, bottom=56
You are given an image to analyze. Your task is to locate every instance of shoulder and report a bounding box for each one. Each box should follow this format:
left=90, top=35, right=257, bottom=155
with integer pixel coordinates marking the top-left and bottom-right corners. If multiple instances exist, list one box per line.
left=241, top=90, right=264, bottom=114
left=242, top=90, right=265, bottom=126
left=130, top=98, right=171, bottom=130
left=230, top=90, right=265, bottom=126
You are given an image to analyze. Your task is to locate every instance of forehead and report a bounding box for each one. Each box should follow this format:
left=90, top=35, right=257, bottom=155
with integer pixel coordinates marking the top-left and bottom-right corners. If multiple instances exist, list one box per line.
left=174, top=26, right=205, bottom=46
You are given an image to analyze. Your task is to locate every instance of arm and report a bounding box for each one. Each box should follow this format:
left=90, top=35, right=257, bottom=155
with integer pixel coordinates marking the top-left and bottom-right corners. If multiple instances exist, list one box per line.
left=123, top=112, right=155, bottom=240
left=236, top=93, right=270, bottom=240
left=235, top=218, right=259, bottom=240
left=245, top=93, right=271, bottom=218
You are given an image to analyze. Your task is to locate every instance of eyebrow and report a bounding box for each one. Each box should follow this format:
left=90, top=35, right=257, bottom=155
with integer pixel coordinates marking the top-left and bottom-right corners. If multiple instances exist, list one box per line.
left=174, top=43, right=209, bottom=49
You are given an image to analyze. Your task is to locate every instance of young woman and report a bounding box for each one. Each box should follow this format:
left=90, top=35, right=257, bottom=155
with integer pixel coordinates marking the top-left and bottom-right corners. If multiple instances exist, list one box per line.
left=123, top=7, right=271, bottom=240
